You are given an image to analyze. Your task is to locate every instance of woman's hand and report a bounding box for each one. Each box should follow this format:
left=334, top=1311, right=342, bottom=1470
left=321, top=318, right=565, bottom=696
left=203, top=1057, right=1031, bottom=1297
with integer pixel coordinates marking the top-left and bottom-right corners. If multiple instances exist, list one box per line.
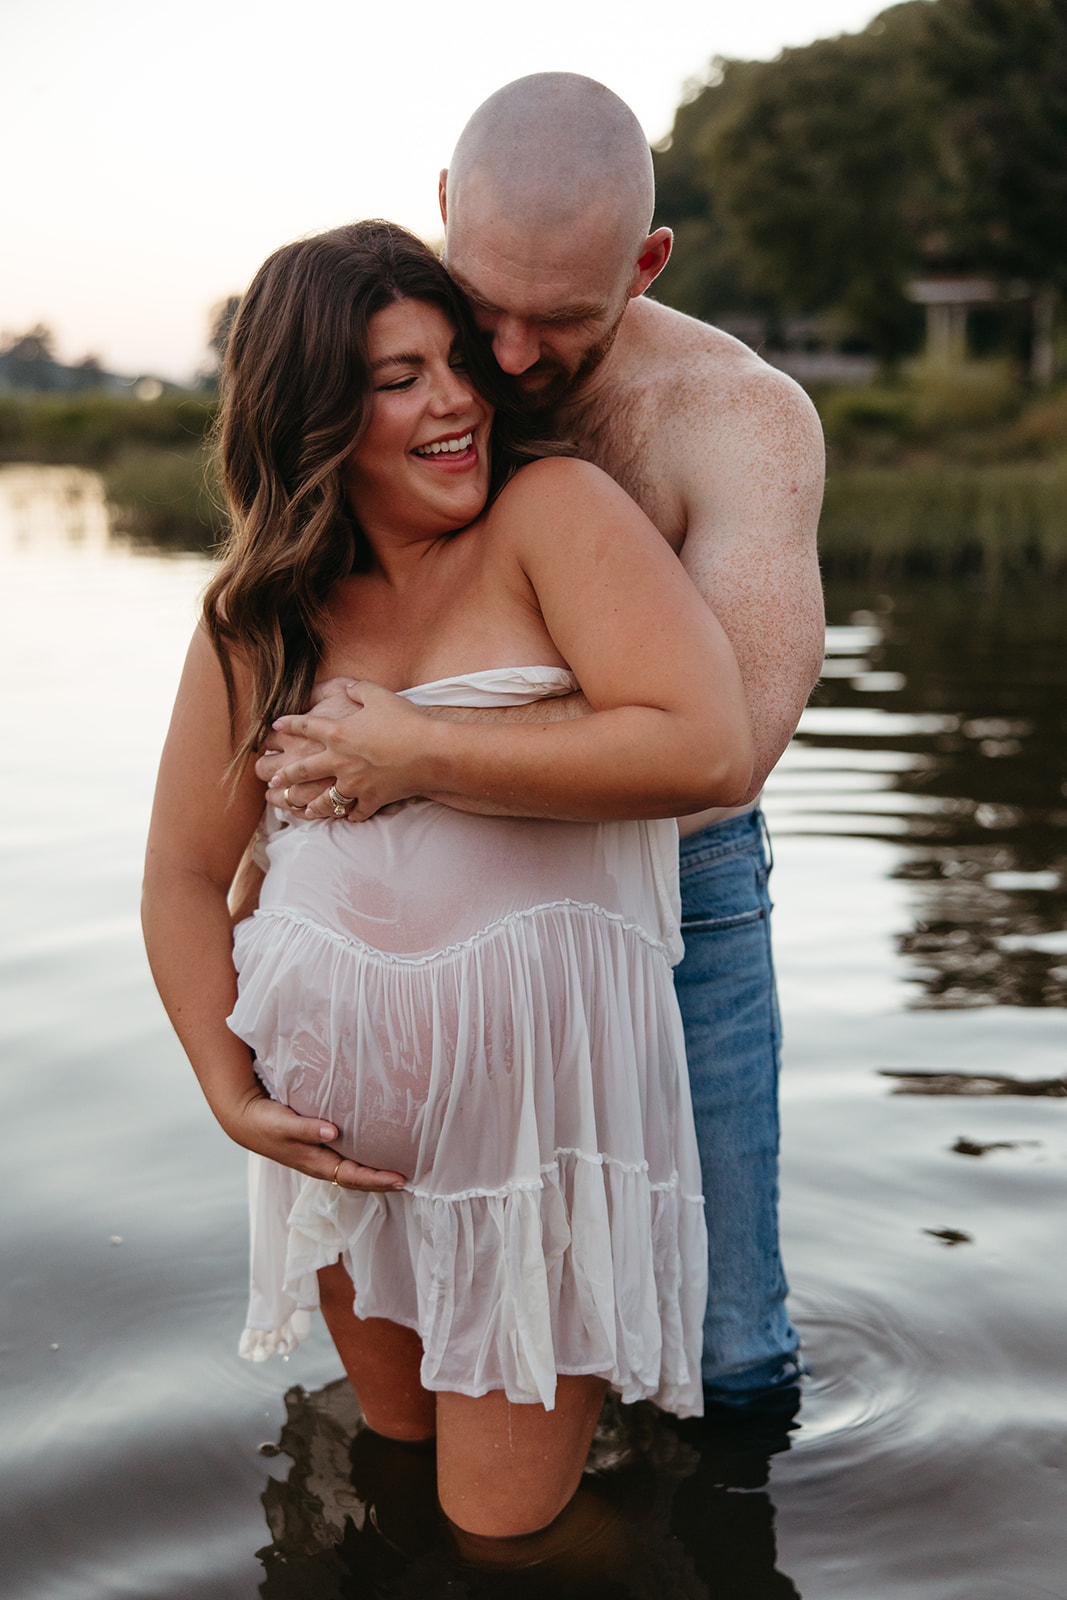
left=268, top=680, right=434, bottom=821
left=223, top=1087, right=407, bottom=1192
left=257, top=677, right=353, bottom=813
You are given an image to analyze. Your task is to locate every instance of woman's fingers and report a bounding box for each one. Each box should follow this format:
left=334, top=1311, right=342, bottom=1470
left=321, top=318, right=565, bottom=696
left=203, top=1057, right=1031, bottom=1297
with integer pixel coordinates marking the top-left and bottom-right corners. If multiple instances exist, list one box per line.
left=264, top=777, right=333, bottom=811
left=267, top=749, right=336, bottom=788
left=242, top=1101, right=406, bottom=1190
left=329, top=1156, right=407, bottom=1192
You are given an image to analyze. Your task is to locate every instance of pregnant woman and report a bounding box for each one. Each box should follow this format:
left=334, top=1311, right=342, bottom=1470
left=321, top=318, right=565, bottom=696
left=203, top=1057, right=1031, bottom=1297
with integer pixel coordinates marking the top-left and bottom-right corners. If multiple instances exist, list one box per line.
left=142, top=220, right=752, bottom=1541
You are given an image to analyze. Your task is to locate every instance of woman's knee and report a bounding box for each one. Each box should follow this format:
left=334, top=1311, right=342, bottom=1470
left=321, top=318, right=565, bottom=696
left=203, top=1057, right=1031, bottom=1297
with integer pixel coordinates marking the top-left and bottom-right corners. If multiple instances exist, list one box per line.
left=316, top=1265, right=436, bottom=1442
left=436, top=1376, right=607, bottom=1538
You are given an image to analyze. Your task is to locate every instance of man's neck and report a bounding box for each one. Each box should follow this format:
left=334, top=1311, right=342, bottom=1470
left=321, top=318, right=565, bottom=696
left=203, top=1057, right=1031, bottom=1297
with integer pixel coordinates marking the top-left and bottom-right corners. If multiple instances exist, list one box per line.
left=551, top=298, right=648, bottom=431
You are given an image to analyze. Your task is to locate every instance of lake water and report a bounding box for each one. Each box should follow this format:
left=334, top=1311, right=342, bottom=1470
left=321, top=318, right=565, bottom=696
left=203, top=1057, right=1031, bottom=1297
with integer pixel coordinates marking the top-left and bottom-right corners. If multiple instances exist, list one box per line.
left=1, top=464, right=1064, bottom=1600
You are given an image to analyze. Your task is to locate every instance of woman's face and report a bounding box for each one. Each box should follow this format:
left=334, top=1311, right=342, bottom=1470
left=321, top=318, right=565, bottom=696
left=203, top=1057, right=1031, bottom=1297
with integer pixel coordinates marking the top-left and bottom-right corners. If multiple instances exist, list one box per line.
left=343, top=297, right=493, bottom=543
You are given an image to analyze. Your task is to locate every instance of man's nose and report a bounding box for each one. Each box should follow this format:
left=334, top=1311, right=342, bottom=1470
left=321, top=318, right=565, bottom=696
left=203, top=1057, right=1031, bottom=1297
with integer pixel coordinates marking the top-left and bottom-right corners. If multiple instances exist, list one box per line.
left=491, top=317, right=540, bottom=375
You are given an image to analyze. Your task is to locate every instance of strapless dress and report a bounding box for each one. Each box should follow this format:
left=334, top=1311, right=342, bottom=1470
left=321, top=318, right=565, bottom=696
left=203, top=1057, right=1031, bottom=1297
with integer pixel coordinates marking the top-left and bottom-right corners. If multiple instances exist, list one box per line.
left=227, top=666, right=706, bottom=1415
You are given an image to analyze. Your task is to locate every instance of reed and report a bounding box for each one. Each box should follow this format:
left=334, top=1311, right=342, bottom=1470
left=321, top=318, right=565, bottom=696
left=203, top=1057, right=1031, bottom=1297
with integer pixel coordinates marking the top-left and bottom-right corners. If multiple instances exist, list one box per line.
left=0, top=394, right=216, bottom=467
left=819, top=459, right=1067, bottom=578
left=103, top=444, right=226, bottom=550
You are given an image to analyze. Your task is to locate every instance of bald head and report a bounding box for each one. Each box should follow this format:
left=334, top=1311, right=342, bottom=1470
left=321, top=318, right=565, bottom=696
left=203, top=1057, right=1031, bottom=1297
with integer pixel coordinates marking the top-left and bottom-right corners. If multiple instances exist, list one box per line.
left=440, top=75, right=670, bottom=405
left=446, top=73, right=655, bottom=267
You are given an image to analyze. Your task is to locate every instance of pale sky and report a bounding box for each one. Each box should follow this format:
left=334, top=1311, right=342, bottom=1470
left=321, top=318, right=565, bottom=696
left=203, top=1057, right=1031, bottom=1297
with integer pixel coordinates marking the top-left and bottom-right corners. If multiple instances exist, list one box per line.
left=1, top=0, right=894, bottom=381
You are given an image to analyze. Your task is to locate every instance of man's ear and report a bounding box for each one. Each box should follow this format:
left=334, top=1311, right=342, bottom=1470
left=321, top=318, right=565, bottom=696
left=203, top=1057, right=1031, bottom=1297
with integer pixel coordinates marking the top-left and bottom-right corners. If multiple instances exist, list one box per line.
left=629, top=227, right=673, bottom=298
left=438, top=170, right=449, bottom=227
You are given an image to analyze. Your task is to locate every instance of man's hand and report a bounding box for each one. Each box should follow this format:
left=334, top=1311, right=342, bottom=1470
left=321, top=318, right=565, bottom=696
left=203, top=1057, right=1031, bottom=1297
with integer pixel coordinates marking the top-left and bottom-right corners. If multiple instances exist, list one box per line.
left=256, top=677, right=353, bottom=812
left=225, top=1089, right=407, bottom=1192
left=269, top=681, right=433, bottom=821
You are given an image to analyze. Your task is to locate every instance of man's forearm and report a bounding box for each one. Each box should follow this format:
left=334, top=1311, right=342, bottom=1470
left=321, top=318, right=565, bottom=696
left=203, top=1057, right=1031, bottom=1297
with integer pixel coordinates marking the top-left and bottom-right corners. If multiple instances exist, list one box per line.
left=418, top=692, right=593, bottom=817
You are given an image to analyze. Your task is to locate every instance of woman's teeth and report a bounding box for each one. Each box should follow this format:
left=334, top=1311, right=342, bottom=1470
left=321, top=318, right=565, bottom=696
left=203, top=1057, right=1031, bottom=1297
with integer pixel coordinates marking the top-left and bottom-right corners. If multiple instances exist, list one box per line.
left=414, top=432, right=473, bottom=457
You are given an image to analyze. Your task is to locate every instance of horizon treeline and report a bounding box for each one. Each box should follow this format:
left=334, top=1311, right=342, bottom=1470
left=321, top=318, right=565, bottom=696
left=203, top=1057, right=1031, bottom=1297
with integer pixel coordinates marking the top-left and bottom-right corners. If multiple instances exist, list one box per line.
left=652, top=0, right=1067, bottom=365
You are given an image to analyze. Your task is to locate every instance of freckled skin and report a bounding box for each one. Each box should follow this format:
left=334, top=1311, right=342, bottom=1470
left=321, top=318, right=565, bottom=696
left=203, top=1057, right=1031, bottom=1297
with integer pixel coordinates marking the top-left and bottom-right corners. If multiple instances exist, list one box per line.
left=552, top=292, right=826, bottom=832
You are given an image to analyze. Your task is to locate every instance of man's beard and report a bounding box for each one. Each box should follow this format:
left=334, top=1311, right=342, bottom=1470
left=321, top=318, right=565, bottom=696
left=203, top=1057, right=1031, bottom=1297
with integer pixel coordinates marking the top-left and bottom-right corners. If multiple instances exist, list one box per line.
left=508, top=310, right=625, bottom=415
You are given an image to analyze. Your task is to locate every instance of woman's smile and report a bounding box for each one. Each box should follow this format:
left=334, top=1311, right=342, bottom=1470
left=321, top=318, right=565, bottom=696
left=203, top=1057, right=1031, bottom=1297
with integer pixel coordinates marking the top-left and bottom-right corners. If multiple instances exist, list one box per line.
left=412, top=427, right=476, bottom=465
left=344, top=299, right=492, bottom=542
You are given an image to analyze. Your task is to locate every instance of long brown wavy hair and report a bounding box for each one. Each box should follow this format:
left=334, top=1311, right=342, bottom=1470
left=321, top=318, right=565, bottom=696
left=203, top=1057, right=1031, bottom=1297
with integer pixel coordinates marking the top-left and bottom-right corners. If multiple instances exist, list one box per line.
left=202, top=219, right=558, bottom=772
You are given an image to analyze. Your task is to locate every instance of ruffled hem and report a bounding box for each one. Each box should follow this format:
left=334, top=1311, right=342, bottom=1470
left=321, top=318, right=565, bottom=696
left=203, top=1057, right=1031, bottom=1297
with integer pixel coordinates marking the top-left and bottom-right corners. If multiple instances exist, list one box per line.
left=239, top=1310, right=312, bottom=1362
left=241, top=1147, right=707, bottom=1419
left=232, top=821, right=705, bottom=1420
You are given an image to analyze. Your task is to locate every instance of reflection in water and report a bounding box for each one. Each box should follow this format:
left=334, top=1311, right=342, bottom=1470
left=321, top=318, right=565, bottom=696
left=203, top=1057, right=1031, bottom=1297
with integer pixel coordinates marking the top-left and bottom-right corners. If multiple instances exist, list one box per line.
left=2, top=468, right=1066, bottom=1600
left=0, top=463, right=112, bottom=550
left=789, top=586, right=1067, bottom=1010
left=880, top=1069, right=1066, bottom=1096
left=255, top=1381, right=801, bottom=1598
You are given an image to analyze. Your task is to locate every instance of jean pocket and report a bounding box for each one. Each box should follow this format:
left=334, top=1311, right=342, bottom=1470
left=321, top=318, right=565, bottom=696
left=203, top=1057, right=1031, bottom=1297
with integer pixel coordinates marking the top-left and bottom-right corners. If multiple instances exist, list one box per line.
left=680, top=906, right=766, bottom=934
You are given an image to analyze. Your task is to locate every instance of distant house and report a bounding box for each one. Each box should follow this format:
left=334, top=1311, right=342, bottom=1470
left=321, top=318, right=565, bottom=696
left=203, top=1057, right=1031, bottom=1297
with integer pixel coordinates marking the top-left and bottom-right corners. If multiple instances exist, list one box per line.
left=715, top=313, right=877, bottom=385
left=0, top=328, right=177, bottom=398
left=905, top=277, right=1056, bottom=384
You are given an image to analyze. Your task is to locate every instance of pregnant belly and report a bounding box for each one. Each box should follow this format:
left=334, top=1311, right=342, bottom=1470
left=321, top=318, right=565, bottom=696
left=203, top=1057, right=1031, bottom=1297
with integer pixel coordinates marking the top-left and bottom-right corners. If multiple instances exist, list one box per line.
left=258, top=801, right=632, bottom=958
left=233, top=926, right=441, bottom=1181
left=278, top=1054, right=424, bottom=1179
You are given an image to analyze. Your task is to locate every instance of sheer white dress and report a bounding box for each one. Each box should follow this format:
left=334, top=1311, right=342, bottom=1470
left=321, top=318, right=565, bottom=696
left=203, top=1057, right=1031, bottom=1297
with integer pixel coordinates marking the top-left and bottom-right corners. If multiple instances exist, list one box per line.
left=227, top=665, right=707, bottom=1416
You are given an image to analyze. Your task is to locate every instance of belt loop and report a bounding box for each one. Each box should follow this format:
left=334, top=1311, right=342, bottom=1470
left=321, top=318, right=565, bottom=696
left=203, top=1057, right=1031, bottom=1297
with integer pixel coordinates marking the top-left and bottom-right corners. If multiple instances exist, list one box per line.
left=758, top=807, right=774, bottom=873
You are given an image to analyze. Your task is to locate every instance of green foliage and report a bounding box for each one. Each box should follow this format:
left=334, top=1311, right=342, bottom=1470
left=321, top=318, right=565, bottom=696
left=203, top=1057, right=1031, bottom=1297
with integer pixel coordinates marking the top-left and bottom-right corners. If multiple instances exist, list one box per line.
left=103, top=444, right=225, bottom=551
left=820, top=458, right=1067, bottom=576
left=711, top=5, right=941, bottom=358
left=652, top=62, right=773, bottom=324
left=654, top=0, right=1067, bottom=363
left=923, top=0, right=1067, bottom=291
left=1008, top=391, right=1067, bottom=454
left=816, top=368, right=1066, bottom=464
left=0, top=394, right=216, bottom=468
left=908, top=359, right=1022, bottom=429
left=819, top=386, right=919, bottom=459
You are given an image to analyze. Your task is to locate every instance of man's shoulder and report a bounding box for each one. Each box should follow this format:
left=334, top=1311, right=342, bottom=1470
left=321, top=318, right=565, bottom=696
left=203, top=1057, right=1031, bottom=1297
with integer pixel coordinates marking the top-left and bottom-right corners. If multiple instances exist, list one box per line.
left=627, top=298, right=819, bottom=436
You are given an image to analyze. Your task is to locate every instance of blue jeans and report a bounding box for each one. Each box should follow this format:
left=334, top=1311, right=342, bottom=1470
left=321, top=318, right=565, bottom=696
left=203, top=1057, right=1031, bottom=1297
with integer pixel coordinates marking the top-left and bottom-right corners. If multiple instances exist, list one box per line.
left=675, top=808, right=801, bottom=1398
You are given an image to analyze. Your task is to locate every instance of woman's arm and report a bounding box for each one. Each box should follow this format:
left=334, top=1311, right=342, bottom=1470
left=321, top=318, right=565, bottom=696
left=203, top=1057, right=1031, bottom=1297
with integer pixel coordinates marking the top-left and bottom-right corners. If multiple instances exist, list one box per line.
left=271, top=458, right=754, bottom=822
left=142, top=626, right=405, bottom=1190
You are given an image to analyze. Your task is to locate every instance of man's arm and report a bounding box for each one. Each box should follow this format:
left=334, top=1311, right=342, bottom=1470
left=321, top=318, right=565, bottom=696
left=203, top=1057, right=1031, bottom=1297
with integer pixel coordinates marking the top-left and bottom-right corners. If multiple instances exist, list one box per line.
left=257, top=687, right=595, bottom=818
left=673, top=363, right=825, bottom=800
left=269, top=458, right=753, bottom=823
left=256, top=369, right=823, bottom=820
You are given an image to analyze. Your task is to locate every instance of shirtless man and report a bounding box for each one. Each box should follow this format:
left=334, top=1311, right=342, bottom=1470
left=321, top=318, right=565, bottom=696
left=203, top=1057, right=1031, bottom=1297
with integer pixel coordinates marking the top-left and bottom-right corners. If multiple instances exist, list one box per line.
left=259, top=74, right=825, bottom=1414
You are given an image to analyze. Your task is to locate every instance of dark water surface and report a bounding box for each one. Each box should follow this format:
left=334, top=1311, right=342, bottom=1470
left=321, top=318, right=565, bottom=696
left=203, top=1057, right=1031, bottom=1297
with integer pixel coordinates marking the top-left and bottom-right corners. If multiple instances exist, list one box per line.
left=2, top=466, right=1064, bottom=1599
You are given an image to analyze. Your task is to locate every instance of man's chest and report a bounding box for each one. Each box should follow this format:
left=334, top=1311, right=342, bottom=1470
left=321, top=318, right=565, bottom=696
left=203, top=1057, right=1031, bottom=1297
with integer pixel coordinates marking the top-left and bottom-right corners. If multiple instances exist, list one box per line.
left=566, top=391, right=687, bottom=552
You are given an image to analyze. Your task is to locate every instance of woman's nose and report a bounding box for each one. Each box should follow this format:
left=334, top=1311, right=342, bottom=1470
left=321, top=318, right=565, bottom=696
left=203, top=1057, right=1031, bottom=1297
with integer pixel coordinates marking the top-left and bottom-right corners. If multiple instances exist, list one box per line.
left=430, top=364, right=476, bottom=413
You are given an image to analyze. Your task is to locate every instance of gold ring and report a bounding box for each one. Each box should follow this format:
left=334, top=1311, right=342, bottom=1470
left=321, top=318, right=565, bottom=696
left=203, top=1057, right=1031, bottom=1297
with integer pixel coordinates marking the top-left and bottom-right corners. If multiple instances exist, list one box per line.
left=327, top=784, right=357, bottom=817
left=283, top=787, right=304, bottom=814
left=331, top=1159, right=344, bottom=1186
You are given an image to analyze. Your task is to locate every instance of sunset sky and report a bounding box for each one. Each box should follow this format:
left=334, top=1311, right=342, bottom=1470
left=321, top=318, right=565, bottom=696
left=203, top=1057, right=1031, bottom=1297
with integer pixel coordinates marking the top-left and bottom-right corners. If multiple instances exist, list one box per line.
left=2, top=0, right=895, bottom=381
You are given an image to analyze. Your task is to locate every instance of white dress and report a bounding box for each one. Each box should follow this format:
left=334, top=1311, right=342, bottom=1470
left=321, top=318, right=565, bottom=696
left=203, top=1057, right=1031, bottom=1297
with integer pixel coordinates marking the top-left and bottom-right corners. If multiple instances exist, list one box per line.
left=227, top=666, right=706, bottom=1416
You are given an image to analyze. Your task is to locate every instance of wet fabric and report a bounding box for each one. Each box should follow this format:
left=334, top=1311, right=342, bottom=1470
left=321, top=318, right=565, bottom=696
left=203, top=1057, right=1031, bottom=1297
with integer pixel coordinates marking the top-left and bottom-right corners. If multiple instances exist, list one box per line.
left=228, top=666, right=706, bottom=1415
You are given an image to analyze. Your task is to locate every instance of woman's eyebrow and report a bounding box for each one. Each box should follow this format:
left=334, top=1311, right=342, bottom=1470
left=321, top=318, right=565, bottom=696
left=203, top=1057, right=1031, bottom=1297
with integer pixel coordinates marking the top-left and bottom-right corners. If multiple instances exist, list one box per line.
left=371, top=351, right=425, bottom=371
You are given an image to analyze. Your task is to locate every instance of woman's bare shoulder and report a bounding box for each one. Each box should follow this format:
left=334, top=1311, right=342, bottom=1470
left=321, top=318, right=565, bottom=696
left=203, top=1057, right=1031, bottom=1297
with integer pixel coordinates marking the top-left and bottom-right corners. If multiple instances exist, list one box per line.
left=491, top=455, right=637, bottom=524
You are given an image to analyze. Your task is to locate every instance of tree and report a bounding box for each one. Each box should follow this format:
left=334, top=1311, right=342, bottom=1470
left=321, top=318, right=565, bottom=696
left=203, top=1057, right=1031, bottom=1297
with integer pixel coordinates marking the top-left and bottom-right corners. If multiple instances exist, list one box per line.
left=653, top=0, right=1066, bottom=368
left=653, top=61, right=773, bottom=325
left=923, top=0, right=1067, bottom=286
left=208, top=295, right=242, bottom=367
left=704, top=4, right=943, bottom=361
left=1, top=323, right=57, bottom=363
left=922, top=0, right=1067, bottom=380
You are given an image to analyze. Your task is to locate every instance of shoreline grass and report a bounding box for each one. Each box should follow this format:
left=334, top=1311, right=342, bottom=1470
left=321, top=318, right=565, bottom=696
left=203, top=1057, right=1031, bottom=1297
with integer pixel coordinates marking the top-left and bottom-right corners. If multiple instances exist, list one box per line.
left=2, top=387, right=1065, bottom=575
left=818, top=459, right=1067, bottom=579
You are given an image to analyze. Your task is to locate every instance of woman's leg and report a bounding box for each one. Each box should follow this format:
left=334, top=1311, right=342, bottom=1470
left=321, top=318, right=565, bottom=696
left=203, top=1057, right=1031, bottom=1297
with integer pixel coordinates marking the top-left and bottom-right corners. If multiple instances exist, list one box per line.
left=317, top=1259, right=437, bottom=1442
left=436, top=1375, right=608, bottom=1538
